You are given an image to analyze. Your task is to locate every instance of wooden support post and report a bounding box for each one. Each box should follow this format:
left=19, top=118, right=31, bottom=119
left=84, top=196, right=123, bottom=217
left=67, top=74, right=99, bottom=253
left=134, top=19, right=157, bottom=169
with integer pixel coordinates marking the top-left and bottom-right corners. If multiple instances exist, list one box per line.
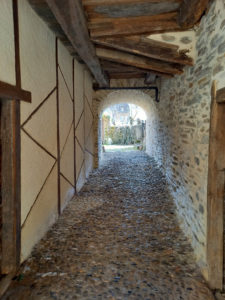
left=1, top=99, right=21, bottom=274
left=207, top=81, right=225, bottom=290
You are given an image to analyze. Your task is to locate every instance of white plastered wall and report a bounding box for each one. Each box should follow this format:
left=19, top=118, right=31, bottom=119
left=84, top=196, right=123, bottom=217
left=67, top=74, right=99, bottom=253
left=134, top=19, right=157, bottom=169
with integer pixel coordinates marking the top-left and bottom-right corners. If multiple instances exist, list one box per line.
left=16, top=0, right=94, bottom=261
left=0, top=0, right=16, bottom=85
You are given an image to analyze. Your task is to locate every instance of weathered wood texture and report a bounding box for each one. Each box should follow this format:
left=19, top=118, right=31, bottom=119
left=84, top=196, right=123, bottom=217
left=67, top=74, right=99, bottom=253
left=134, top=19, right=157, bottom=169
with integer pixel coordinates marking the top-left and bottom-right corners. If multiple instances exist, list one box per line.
left=46, top=0, right=109, bottom=86
left=93, top=36, right=193, bottom=65
left=83, top=0, right=182, bottom=6
left=207, top=81, right=225, bottom=290
left=100, top=60, right=173, bottom=79
left=96, top=47, right=183, bottom=75
left=1, top=100, right=21, bottom=274
left=0, top=81, right=31, bottom=103
left=178, top=0, right=209, bottom=28
left=216, top=87, right=225, bottom=104
left=88, top=12, right=180, bottom=37
left=84, top=1, right=180, bottom=19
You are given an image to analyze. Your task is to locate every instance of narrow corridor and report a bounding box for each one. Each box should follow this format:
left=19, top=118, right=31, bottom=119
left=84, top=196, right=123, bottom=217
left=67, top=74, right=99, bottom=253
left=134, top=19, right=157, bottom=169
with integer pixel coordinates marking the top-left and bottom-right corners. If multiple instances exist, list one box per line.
left=4, top=152, right=214, bottom=300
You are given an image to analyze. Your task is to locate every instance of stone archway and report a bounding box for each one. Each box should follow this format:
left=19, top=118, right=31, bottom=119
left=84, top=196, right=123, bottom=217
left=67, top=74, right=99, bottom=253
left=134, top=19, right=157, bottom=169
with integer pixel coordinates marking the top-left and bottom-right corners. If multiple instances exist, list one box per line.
left=92, top=79, right=158, bottom=167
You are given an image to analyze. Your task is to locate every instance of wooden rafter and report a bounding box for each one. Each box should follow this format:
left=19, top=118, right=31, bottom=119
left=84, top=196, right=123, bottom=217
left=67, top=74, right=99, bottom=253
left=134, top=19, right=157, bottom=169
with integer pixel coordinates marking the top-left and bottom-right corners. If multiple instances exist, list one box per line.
left=96, top=47, right=183, bottom=75
left=88, top=12, right=180, bottom=38
left=84, top=1, right=180, bottom=19
left=46, top=0, right=109, bottom=86
left=83, top=0, right=182, bottom=6
left=93, top=36, right=193, bottom=66
left=100, top=60, right=173, bottom=79
left=178, top=0, right=210, bottom=28
left=109, top=73, right=147, bottom=79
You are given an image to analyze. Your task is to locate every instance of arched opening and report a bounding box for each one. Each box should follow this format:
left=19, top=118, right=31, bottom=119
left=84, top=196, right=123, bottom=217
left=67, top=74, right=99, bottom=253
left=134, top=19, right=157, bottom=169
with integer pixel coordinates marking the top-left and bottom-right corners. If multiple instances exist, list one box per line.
left=94, top=89, right=156, bottom=165
left=102, top=103, right=147, bottom=153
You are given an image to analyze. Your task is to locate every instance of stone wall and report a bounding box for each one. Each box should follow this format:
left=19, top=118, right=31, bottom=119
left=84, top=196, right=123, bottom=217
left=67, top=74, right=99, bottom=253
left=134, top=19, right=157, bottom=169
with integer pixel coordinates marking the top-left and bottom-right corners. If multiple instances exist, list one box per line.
left=147, top=0, right=225, bottom=275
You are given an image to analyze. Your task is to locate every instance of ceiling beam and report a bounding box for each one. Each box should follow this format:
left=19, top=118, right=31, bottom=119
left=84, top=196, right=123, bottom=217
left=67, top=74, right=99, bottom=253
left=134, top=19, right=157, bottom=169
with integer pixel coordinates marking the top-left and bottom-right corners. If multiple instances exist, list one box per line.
left=109, top=73, right=147, bottom=79
left=84, top=1, right=180, bottom=19
left=96, top=47, right=183, bottom=75
left=93, top=36, right=193, bottom=65
left=83, top=0, right=182, bottom=6
left=100, top=60, right=173, bottom=78
left=178, top=0, right=209, bottom=28
left=88, top=12, right=181, bottom=37
left=45, top=0, right=109, bottom=86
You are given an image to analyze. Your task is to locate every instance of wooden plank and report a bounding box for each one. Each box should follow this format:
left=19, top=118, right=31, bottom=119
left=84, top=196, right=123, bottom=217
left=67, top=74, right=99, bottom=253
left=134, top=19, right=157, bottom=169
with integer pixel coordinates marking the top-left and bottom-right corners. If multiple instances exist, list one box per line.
left=96, top=47, right=183, bottom=75
left=178, top=0, right=209, bottom=28
left=216, top=87, right=225, bottom=104
left=88, top=12, right=181, bottom=37
left=1, top=100, right=21, bottom=274
left=101, top=60, right=149, bottom=73
left=93, top=36, right=193, bottom=65
left=46, top=0, right=109, bottom=87
left=83, top=0, right=182, bottom=6
left=0, top=81, right=31, bottom=103
left=109, top=72, right=146, bottom=79
left=207, top=81, right=225, bottom=290
left=101, top=60, right=173, bottom=78
left=85, top=1, right=180, bottom=19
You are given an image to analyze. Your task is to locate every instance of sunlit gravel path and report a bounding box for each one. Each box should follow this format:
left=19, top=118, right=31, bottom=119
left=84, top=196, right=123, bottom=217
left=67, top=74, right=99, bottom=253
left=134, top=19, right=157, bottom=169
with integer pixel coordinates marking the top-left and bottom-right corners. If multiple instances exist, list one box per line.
left=3, top=151, right=214, bottom=300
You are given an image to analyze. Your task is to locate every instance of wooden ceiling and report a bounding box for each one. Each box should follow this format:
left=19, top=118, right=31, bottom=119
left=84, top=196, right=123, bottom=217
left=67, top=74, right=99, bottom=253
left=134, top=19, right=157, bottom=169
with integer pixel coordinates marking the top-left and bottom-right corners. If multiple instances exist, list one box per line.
left=29, top=0, right=210, bottom=86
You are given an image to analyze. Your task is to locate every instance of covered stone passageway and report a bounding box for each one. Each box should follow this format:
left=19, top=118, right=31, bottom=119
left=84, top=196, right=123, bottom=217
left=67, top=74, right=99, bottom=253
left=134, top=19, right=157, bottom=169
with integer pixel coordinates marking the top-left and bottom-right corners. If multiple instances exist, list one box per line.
left=0, top=0, right=225, bottom=299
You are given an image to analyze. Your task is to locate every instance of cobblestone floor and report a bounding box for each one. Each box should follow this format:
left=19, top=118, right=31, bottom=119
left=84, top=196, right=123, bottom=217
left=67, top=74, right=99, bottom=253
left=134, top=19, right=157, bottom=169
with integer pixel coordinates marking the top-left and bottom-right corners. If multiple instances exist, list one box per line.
left=4, top=152, right=214, bottom=300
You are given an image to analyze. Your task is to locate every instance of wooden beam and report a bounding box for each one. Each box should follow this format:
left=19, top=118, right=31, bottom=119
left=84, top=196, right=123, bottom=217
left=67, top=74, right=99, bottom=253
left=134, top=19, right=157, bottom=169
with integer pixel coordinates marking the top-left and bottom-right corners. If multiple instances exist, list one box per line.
left=101, top=60, right=173, bottom=78
left=96, top=47, right=183, bottom=75
left=84, top=1, right=180, bottom=19
left=88, top=12, right=181, bottom=37
left=178, top=0, right=209, bottom=28
left=93, top=36, right=193, bottom=65
left=207, top=81, right=225, bottom=290
left=83, top=0, right=182, bottom=6
left=1, top=100, right=21, bottom=274
left=46, top=0, right=109, bottom=86
left=216, top=87, right=225, bottom=104
left=0, top=81, right=31, bottom=103
left=109, top=72, right=146, bottom=79
left=28, top=0, right=82, bottom=62
left=101, top=59, right=149, bottom=73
